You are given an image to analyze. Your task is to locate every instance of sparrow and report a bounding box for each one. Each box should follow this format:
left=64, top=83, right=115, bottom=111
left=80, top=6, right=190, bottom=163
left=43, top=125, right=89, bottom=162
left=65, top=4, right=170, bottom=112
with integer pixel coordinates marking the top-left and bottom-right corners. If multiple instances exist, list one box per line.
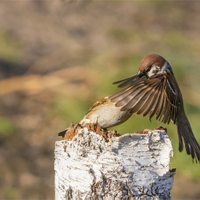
left=79, top=54, right=200, bottom=162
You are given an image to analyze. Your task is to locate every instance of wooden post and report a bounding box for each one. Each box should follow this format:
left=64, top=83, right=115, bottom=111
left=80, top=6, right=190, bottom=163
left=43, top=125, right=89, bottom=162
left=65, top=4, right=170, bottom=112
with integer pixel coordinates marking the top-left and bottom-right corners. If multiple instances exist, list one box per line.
left=54, top=126, right=175, bottom=199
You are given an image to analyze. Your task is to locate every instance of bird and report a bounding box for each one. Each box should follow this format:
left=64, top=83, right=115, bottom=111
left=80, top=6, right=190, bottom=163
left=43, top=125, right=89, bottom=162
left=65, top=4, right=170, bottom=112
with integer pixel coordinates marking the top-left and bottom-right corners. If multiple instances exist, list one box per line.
left=79, top=54, right=200, bottom=162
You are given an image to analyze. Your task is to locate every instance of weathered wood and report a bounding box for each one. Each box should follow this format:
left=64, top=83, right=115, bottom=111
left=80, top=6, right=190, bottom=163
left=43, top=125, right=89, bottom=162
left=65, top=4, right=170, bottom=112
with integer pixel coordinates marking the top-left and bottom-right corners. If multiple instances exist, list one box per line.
left=54, top=127, right=175, bottom=200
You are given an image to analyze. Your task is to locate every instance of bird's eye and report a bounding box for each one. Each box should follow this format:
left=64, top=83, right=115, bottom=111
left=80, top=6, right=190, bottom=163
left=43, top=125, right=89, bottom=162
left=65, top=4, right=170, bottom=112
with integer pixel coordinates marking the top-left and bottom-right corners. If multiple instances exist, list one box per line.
left=146, top=66, right=151, bottom=72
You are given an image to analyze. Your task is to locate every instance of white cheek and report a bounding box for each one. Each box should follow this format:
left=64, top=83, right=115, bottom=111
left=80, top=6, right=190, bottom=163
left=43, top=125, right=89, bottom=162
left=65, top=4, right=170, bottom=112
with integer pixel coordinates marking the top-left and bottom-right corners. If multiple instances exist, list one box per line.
left=147, top=70, right=154, bottom=77
left=147, top=66, right=160, bottom=77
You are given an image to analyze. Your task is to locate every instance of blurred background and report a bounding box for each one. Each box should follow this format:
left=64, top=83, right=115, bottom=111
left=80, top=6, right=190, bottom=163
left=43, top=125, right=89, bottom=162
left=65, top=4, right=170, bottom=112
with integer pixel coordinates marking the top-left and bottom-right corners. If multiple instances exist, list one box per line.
left=0, top=1, right=200, bottom=199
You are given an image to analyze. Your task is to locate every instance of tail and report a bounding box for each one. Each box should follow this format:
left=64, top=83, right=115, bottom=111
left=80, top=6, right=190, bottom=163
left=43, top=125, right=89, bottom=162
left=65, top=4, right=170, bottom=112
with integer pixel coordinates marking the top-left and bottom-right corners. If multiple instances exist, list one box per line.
left=176, top=110, right=200, bottom=162
left=58, top=129, right=67, bottom=137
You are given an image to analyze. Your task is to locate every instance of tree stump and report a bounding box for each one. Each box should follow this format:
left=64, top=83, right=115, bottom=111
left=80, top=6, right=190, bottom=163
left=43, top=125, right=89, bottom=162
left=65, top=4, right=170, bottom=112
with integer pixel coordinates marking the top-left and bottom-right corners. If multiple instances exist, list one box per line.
left=54, top=126, right=175, bottom=200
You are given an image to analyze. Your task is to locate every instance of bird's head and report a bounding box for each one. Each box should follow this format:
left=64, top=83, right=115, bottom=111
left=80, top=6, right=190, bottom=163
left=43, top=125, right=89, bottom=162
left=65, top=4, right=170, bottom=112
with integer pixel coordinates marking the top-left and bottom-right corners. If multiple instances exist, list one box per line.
left=138, top=54, right=173, bottom=78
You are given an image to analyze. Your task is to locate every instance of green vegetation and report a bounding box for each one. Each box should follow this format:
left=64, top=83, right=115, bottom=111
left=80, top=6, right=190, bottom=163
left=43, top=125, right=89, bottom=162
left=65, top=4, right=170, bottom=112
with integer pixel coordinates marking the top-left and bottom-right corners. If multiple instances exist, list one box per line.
left=0, top=117, right=16, bottom=136
left=53, top=96, right=90, bottom=125
left=4, top=187, right=19, bottom=199
left=0, top=30, right=22, bottom=63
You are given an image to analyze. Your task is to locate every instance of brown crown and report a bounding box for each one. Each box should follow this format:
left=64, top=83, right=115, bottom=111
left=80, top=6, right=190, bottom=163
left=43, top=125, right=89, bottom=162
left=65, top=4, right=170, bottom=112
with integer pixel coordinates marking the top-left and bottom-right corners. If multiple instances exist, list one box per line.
left=139, top=54, right=166, bottom=72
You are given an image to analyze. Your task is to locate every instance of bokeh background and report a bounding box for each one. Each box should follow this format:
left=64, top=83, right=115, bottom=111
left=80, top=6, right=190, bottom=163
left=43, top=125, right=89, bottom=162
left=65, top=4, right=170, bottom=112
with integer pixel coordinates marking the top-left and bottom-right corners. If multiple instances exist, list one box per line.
left=1, top=1, right=200, bottom=199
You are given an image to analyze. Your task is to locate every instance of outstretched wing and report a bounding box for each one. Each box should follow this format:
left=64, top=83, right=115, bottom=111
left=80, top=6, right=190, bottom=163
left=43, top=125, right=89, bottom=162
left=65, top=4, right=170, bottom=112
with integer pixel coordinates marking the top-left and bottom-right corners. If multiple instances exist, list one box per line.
left=109, top=73, right=177, bottom=124
left=112, top=74, right=145, bottom=88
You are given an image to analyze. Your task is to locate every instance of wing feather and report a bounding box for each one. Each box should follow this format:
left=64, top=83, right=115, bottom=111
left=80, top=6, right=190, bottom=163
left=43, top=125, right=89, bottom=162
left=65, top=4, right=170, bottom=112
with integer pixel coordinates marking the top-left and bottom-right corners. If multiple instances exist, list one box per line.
left=121, top=86, right=150, bottom=111
left=110, top=73, right=177, bottom=124
left=113, top=74, right=145, bottom=88
left=115, top=84, right=146, bottom=107
left=136, top=90, right=155, bottom=115
left=148, top=83, right=163, bottom=120
left=141, top=85, right=160, bottom=117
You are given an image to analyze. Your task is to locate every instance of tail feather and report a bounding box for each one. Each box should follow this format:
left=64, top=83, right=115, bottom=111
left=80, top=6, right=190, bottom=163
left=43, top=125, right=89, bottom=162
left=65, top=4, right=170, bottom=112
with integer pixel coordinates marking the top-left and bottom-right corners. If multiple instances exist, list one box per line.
left=177, top=112, right=200, bottom=162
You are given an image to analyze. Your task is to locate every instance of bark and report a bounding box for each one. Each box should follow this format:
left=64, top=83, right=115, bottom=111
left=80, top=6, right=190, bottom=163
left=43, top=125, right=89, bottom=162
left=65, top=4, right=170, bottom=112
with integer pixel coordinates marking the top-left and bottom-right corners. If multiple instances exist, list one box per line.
left=54, top=127, right=175, bottom=200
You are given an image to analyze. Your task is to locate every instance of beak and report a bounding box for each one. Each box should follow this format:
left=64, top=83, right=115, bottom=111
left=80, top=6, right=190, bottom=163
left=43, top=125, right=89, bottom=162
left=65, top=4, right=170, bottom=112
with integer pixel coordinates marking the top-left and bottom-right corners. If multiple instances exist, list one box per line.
left=137, top=70, right=146, bottom=78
